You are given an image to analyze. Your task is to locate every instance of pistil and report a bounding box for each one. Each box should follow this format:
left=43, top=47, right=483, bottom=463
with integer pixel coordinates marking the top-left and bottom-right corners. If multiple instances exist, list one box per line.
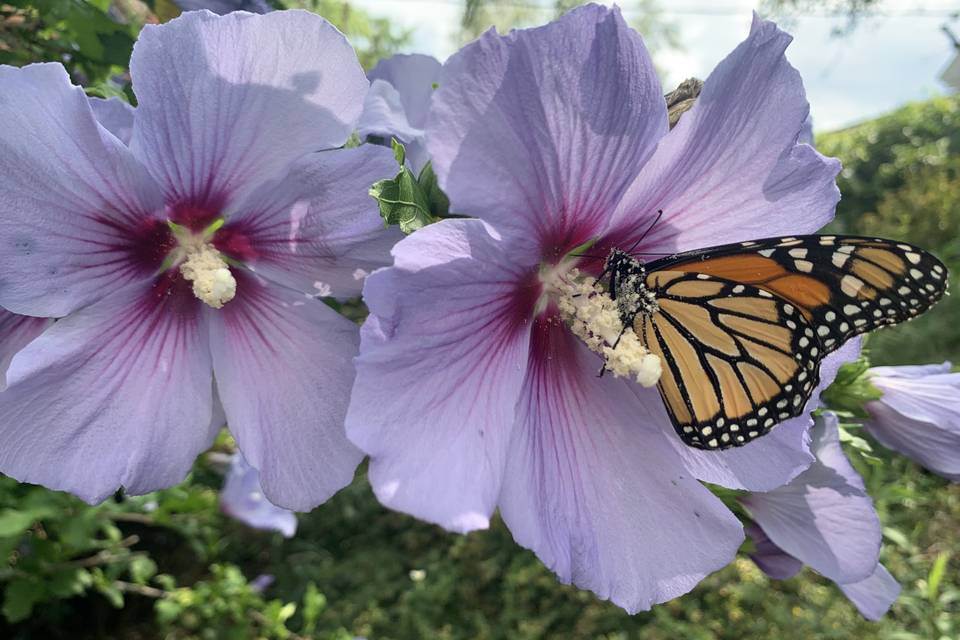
left=543, top=264, right=661, bottom=387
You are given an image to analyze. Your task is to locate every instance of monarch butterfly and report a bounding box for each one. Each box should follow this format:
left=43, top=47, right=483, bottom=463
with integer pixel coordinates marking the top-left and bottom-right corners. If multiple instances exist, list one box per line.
left=600, top=234, right=948, bottom=450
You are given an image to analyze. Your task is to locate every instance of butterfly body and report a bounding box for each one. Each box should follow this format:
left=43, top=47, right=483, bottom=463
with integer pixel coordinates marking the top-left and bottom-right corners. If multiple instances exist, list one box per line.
left=600, top=235, right=948, bottom=450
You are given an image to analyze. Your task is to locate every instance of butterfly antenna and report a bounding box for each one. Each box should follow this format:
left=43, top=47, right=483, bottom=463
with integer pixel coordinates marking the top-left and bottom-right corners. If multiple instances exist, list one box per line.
left=626, top=209, right=663, bottom=256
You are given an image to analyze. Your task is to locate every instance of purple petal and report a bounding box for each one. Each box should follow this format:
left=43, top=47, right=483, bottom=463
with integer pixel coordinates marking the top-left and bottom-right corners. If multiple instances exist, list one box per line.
left=741, top=412, right=881, bottom=583
left=362, top=54, right=442, bottom=174
left=220, top=454, right=297, bottom=537
left=865, top=364, right=960, bottom=481
left=359, top=80, right=422, bottom=142
left=0, top=310, right=52, bottom=390
left=223, top=145, right=400, bottom=298
left=89, top=96, right=135, bottom=145
left=608, top=14, right=840, bottom=252
left=174, top=0, right=271, bottom=14
left=209, top=273, right=364, bottom=511
left=0, top=64, right=164, bottom=317
left=0, top=282, right=215, bottom=503
left=745, top=523, right=803, bottom=580
left=499, top=319, right=743, bottom=613
left=666, top=339, right=861, bottom=491
left=838, top=564, right=901, bottom=621
left=368, top=54, right=442, bottom=130
left=347, top=220, right=537, bottom=533
left=129, top=10, right=367, bottom=208
left=426, top=4, right=666, bottom=252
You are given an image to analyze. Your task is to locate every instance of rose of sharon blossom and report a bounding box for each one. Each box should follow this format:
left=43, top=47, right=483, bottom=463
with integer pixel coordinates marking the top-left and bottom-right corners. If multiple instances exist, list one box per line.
left=742, top=413, right=901, bottom=620
left=357, top=53, right=442, bottom=174
left=865, top=363, right=960, bottom=481
left=221, top=454, right=297, bottom=538
left=0, top=10, right=398, bottom=510
left=347, top=5, right=851, bottom=611
left=175, top=0, right=271, bottom=15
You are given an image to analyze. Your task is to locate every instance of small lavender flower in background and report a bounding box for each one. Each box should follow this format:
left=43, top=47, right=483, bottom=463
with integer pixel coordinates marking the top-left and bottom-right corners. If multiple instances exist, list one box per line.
left=348, top=4, right=851, bottom=612
left=358, top=54, right=442, bottom=174
left=0, top=9, right=397, bottom=510
left=174, top=0, right=271, bottom=15
left=864, top=363, right=960, bottom=481
left=741, top=412, right=901, bottom=620
left=221, top=454, right=297, bottom=538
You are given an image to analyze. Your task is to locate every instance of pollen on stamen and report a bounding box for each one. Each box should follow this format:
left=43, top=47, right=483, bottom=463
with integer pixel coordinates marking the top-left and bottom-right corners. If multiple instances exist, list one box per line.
left=180, top=244, right=237, bottom=309
left=553, top=268, right=661, bottom=387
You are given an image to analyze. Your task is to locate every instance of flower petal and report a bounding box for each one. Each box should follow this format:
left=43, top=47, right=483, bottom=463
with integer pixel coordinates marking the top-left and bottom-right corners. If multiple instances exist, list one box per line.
left=368, top=54, right=442, bottom=130
left=358, top=80, right=422, bottom=142
left=0, top=64, right=164, bottom=317
left=864, top=402, right=960, bottom=481
left=838, top=564, right=901, bottom=621
left=220, top=453, right=298, bottom=537
left=745, top=523, right=803, bottom=580
left=869, top=365, right=960, bottom=428
left=174, top=0, right=271, bottom=14
left=209, top=273, right=363, bottom=511
left=0, top=281, right=215, bottom=503
left=89, top=96, right=134, bottom=145
left=129, top=10, right=367, bottom=207
left=347, top=219, right=536, bottom=533
left=608, top=14, right=840, bottom=251
left=740, top=413, right=880, bottom=583
left=498, top=319, right=744, bottom=613
left=426, top=4, right=666, bottom=251
left=665, top=339, right=861, bottom=491
left=0, top=310, right=51, bottom=390
left=222, top=145, right=400, bottom=298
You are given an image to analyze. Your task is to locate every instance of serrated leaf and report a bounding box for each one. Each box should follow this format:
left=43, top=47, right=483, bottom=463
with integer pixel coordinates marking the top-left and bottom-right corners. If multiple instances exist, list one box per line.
left=2, top=578, right=44, bottom=623
left=369, top=168, right=434, bottom=234
left=391, top=138, right=406, bottom=166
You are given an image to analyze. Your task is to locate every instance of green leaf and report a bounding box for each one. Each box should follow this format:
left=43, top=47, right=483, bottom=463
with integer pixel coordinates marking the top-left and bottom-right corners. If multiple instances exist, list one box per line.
left=928, top=552, right=950, bottom=601
left=301, top=582, right=326, bottom=636
left=369, top=167, right=435, bottom=234
left=2, top=578, right=45, bottom=623
left=418, top=161, right=450, bottom=219
left=0, top=509, right=36, bottom=538
left=129, top=556, right=158, bottom=585
left=391, top=138, right=406, bottom=166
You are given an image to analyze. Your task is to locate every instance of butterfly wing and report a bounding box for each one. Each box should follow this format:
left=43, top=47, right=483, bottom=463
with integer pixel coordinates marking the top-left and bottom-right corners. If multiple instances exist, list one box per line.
left=645, top=235, right=948, bottom=355
left=637, top=270, right=823, bottom=449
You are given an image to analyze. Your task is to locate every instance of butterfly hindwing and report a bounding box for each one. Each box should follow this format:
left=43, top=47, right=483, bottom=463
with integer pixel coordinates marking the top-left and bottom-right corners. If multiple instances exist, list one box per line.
left=646, top=235, right=948, bottom=356
left=636, top=270, right=824, bottom=450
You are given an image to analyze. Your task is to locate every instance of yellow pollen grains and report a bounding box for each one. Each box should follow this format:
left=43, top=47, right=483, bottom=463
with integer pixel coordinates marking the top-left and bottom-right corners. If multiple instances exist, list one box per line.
left=545, top=265, right=661, bottom=387
left=180, top=244, right=237, bottom=309
left=167, top=219, right=236, bottom=309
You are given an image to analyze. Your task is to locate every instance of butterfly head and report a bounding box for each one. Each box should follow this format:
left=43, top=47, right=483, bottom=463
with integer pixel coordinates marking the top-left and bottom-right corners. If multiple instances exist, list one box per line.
left=604, top=248, right=658, bottom=324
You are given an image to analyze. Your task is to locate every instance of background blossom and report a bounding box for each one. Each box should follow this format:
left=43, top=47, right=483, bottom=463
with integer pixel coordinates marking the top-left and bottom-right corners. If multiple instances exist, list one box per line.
left=864, top=363, right=960, bottom=481
left=0, top=9, right=395, bottom=510
left=742, top=412, right=901, bottom=620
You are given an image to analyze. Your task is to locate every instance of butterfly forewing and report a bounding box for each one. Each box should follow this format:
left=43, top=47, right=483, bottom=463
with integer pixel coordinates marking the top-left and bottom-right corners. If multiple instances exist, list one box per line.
left=637, top=271, right=824, bottom=449
left=647, top=236, right=948, bottom=356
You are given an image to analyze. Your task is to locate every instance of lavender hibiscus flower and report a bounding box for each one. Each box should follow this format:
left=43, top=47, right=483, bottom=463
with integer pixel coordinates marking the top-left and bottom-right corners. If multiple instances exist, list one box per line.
left=358, top=53, right=443, bottom=174
left=347, top=5, right=852, bottom=611
left=0, top=10, right=397, bottom=510
left=742, top=412, right=901, bottom=620
left=221, top=453, right=298, bottom=538
left=864, top=363, right=960, bottom=481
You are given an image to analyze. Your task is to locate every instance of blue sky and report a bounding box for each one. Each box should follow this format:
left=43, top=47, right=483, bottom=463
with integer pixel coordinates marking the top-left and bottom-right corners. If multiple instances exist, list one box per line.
left=353, top=0, right=959, bottom=132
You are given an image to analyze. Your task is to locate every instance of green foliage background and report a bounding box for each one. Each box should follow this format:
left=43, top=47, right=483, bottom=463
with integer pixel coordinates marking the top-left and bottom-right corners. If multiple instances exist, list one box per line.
left=1, top=1, right=959, bottom=638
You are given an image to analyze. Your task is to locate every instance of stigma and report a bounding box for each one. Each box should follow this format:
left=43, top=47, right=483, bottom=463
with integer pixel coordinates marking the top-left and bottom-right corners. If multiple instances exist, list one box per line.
left=544, top=265, right=661, bottom=387
left=167, top=219, right=237, bottom=309
left=180, top=244, right=236, bottom=309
